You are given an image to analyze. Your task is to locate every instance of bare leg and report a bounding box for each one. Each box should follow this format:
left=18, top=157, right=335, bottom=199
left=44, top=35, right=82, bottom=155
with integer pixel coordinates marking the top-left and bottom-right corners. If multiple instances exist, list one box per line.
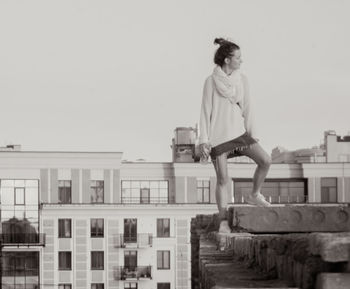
left=239, top=142, right=271, bottom=196
left=212, top=152, right=229, bottom=220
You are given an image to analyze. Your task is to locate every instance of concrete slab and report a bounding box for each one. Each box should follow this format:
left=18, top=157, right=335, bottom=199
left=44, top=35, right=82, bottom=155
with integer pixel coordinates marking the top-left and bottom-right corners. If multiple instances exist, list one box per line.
left=315, top=273, right=350, bottom=289
left=309, top=232, right=350, bottom=262
left=199, top=234, right=298, bottom=289
left=229, top=205, right=350, bottom=233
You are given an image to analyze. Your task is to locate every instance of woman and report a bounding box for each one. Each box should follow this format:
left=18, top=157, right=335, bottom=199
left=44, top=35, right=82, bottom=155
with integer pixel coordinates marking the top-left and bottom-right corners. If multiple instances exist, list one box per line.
left=199, top=38, right=272, bottom=233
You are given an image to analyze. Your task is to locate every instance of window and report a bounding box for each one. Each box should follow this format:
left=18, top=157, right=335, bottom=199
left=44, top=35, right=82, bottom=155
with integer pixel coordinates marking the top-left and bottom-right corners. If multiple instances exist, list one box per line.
left=157, top=283, right=170, bottom=289
left=157, top=218, right=170, bottom=237
left=59, top=252, right=71, bottom=270
left=124, top=219, right=137, bottom=243
left=157, top=251, right=170, bottom=269
left=58, top=219, right=71, bottom=238
left=121, top=180, right=168, bottom=204
left=233, top=179, right=307, bottom=204
left=91, top=251, right=104, bottom=270
left=91, top=219, right=104, bottom=237
left=0, top=180, right=39, bottom=236
left=125, top=283, right=138, bottom=289
left=91, top=284, right=104, bottom=289
left=59, top=285, right=72, bottom=289
left=197, top=180, right=210, bottom=203
left=124, top=250, right=137, bottom=270
left=91, top=180, right=104, bottom=203
left=321, top=178, right=337, bottom=203
left=59, top=180, right=72, bottom=204
left=15, top=187, right=25, bottom=205
left=140, top=188, right=150, bottom=204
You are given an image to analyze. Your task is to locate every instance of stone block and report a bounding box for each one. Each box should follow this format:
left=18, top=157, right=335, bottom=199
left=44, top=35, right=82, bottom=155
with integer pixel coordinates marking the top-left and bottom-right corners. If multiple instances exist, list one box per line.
left=309, top=233, right=350, bottom=262
left=316, top=273, right=350, bottom=289
left=229, top=206, right=350, bottom=233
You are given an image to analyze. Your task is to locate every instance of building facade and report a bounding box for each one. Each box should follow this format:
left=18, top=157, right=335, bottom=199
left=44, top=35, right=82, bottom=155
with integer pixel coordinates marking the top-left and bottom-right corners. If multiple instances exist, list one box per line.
left=272, top=130, right=350, bottom=164
left=0, top=149, right=350, bottom=289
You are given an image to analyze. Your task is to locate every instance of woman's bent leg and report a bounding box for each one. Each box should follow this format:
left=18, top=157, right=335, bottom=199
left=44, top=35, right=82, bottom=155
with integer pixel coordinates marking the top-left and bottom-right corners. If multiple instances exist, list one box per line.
left=212, top=152, right=229, bottom=220
left=239, top=143, right=271, bottom=197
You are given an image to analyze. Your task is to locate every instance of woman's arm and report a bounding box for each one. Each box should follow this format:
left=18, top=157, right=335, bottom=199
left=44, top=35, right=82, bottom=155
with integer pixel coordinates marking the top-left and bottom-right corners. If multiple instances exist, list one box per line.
left=199, top=77, right=213, bottom=145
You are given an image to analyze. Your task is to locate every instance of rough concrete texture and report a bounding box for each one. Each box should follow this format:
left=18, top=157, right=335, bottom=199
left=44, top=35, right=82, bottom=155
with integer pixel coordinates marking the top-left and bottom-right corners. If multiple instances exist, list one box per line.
left=228, top=205, right=350, bottom=233
left=315, top=273, right=350, bottom=289
left=192, top=211, right=350, bottom=289
left=309, top=232, right=350, bottom=262
left=199, top=236, right=297, bottom=289
left=211, top=231, right=350, bottom=289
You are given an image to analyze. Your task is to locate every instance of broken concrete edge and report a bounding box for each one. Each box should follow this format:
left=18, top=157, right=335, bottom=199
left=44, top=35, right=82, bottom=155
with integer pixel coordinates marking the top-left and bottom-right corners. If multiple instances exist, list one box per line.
left=195, top=204, right=350, bottom=234
left=207, top=231, right=350, bottom=263
left=315, top=273, right=350, bottom=289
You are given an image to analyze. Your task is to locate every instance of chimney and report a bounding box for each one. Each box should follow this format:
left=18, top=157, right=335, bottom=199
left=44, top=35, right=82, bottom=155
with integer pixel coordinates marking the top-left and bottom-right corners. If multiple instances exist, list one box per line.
left=0, top=144, right=22, bottom=151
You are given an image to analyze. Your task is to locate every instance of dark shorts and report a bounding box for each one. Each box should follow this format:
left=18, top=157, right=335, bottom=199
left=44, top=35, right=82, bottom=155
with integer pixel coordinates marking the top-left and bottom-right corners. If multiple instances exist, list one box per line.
left=210, top=132, right=258, bottom=160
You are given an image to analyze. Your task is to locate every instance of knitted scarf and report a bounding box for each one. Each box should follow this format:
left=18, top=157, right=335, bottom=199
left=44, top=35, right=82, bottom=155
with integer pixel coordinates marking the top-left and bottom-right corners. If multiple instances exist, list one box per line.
left=212, top=65, right=243, bottom=105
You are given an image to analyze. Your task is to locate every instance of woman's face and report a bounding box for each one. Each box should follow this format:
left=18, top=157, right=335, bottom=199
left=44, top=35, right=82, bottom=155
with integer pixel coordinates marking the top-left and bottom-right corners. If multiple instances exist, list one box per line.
left=226, top=49, right=242, bottom=70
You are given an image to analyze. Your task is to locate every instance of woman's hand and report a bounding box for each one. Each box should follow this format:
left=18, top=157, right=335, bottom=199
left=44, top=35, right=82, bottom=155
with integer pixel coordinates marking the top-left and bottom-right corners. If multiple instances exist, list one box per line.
left=199, top=143, right=211, bottom=159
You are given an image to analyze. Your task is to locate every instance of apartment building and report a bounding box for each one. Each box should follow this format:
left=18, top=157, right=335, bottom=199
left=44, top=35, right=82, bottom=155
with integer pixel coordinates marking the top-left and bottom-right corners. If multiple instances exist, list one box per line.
left=272, top=130, right=350, bottom=164
left=0, top=140, right=349, bottom=289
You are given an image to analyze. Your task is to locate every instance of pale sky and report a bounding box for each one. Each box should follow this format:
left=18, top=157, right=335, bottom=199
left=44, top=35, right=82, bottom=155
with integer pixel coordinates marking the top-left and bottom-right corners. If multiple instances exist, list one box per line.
left=1, top=0, right=349, bottom=161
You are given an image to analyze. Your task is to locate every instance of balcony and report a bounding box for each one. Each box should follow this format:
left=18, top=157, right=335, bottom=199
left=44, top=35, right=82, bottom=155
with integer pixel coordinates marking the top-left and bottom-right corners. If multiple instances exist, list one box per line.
left=115, top=234, right=153, bottom=248
left=115, top=266, right=152, bottom=280
left=0, top=233, right=46, bottom=246
left=121, top=197, right=169, bottom=204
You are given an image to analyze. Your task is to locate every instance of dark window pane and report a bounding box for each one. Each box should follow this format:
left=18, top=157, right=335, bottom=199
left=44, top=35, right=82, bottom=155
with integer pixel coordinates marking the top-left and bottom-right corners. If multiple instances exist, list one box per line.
left=234, top=180, right=307, bottom=204
left=59, top=285, right=72, bottom=289
left=58, top=181, right=72, bottom=204
left=91, top=251, right=104, bottom=270
left=91, top=181, right=104, bottom=203
left=91, top=219, right=104, bottom=237
left=157, top=218, right=170, bottom=237
left=157, top=283, right=170, bottom=289
left=59, top=252, right=71, bottom=270
left=58, top=219, right=71, bottom=238
left=157, top=251, right=170, bottom=269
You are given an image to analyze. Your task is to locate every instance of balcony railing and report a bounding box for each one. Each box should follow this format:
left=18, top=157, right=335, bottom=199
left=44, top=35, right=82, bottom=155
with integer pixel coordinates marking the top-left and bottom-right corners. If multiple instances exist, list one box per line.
left=2, top=269, right=39, bottom=277
left=0, top=233, right=46, bottom=246
left=236, top=195, right=308, bottom=204
left=121, top=197, right=169, bottom=204
left=114, top=266, right=152, bottom=280
left=114, top=234, right=153, bottom=248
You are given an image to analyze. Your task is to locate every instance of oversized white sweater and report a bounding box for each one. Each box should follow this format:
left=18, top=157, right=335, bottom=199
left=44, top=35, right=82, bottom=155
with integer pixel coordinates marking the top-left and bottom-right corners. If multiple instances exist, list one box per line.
left=199, top=73, right=258, bottom=147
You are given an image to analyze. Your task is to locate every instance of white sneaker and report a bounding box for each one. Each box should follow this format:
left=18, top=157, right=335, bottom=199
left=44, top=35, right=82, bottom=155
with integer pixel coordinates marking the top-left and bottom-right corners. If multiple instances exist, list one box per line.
left=246, top=193, right=272, bottom=207
left=218, top=220, right=231, bottom=233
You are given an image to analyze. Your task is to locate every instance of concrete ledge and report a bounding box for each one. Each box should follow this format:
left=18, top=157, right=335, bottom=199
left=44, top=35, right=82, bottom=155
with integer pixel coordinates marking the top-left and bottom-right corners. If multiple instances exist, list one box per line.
left=316, top=273, right=350, bottom=289
left=229, top=205, right=350, bottom=233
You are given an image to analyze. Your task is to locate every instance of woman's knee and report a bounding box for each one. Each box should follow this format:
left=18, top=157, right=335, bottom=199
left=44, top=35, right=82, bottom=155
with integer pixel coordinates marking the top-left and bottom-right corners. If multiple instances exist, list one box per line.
left=259, top=154, right=271, bottom=168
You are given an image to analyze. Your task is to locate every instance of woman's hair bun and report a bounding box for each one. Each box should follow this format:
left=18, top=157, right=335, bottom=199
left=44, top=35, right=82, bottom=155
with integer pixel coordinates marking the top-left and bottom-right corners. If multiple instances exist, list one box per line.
left=214, top=38, right=227, bottom=46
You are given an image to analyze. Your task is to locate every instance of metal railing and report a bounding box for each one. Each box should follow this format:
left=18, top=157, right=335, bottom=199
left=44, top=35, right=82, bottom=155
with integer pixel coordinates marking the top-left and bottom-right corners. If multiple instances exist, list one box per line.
left=2, top=269, right=39, bottom=277
left=236, top=195, right=309, bottom=204
left=121, top=197, right=169, bottom=204
left=114, top=234, right=153, bottom=248
left=0, top=233, right=46, bottom=246
left=114, top=266, right=152, bottom=280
